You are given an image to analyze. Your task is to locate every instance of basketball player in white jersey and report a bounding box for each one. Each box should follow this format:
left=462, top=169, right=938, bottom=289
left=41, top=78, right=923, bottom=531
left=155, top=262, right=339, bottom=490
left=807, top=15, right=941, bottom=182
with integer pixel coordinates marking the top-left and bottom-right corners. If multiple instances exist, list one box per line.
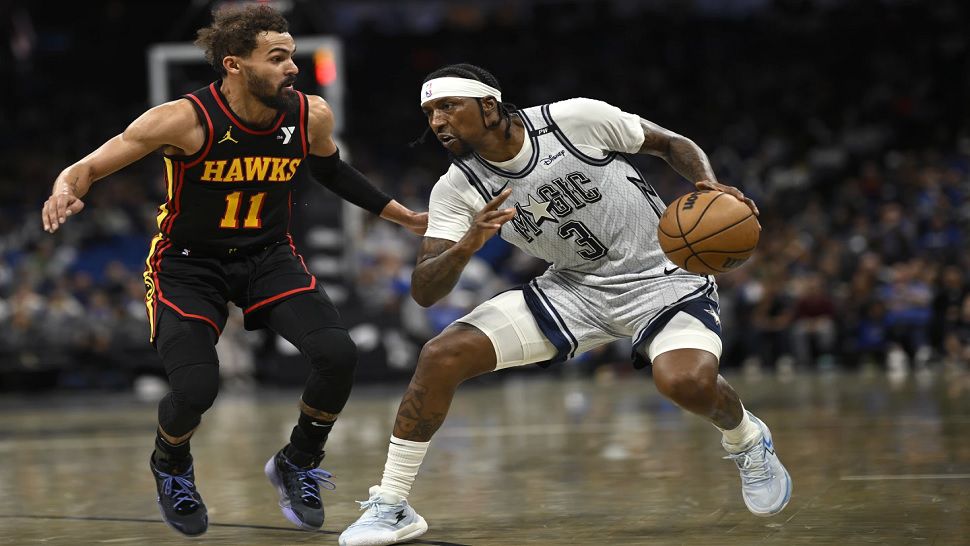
left=339, top=64, right=791, bottom=546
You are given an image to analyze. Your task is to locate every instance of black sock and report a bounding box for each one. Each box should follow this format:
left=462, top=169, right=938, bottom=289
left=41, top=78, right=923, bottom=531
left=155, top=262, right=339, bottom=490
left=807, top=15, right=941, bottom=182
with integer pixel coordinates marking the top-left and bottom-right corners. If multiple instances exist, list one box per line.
left=154, top=430, right=191, bottom=469
left=285, top=413, right=334, bottom=466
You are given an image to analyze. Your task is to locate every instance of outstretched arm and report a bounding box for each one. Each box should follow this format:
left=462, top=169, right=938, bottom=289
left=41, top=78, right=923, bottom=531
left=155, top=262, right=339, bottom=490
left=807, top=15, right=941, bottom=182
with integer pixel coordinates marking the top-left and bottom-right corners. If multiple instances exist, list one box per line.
left=306, top=95, right=427, bottom=235
left=637, top=118, right=758, bottom=215
left=411, top=188, right=515, bottom=307
left=43, top=100, right=202, bottom=233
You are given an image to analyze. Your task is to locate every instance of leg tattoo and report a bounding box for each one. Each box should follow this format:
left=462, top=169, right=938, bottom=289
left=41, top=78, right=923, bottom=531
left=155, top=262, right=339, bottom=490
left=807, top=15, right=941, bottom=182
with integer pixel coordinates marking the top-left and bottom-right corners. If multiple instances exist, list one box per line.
left=394, top=380, right=448, bottom=442
left=159, top=426, right=195, bottom=446
left=299, top=398, right=339, bottom=422
left=710, top=375, right=744, bottom=429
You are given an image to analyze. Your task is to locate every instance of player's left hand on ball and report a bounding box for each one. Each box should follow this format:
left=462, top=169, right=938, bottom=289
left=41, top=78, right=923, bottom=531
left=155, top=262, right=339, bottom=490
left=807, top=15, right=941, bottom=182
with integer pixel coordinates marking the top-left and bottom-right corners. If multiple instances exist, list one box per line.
left=695, top=179, right=759, bottom=217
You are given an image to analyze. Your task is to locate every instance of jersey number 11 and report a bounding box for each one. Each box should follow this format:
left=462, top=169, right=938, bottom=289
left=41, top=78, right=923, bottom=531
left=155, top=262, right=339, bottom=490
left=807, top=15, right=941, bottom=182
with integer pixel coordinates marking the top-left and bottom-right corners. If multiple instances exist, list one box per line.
left=220, top=191, right=266, bottom=229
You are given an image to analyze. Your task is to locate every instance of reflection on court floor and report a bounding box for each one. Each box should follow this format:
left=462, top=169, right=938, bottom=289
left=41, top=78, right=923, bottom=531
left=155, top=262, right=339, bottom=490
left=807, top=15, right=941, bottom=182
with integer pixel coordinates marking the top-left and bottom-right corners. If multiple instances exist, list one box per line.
left=1, top=368, right=968, bottom=545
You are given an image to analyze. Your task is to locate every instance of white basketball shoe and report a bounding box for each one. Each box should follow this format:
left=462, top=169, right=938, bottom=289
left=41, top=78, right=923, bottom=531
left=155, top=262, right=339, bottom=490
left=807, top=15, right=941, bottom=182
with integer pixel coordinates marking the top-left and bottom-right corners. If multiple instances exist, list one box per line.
left=338, top=486, right=428, bottom=546
left=723, top=412, right=792, bottom=516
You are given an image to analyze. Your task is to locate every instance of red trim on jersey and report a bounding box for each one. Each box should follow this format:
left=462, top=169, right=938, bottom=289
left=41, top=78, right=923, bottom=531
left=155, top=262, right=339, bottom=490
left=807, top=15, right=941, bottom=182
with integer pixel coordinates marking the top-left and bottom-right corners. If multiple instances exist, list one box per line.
left=209, top=82, right=286, bottom=135
left=182, top=94, right=214, bottom=168
left=297, top=91, right=308, bottom=157
left=287, top=233, right=315, bottom=279
left=286, top=190, right=293, bottom=232
left=150, top=239, right=171, bottom=309
left=161, top=164, right=173, bottom=234
left=162, top=163, right=185, bottom=234
left=149, top=238, right=170, bottom=326
left=152, top=239, right=223, bottom=336
left=243, top=234, right=317, bottom=314
left=158, top=297, right=222, bottom=335
left=243, top=285, right=317, bottom=315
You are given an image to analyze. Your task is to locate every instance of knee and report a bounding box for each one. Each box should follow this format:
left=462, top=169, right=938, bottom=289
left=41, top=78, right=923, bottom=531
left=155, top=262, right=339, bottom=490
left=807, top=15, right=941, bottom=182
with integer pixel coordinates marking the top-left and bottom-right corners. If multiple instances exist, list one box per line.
left=301, top=327, right=358, bottom=376
left=170, top=363, right=220, bottom=414
left=416, top=334, right=475, bottom=383
left=652, top=354, right=718, bottom=403
left=156, top=318, right=220, bottom=414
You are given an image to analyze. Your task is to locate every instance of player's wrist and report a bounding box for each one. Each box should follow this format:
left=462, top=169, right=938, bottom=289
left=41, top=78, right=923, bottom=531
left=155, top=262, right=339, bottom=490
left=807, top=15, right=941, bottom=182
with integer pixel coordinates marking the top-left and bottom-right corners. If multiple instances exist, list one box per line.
left=452, top=237, right=481, bottom=259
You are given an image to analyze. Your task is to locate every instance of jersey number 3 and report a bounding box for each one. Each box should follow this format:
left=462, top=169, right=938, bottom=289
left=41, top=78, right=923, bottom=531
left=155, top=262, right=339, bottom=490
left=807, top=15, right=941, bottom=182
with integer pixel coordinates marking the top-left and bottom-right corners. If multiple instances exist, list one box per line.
left=558, top=220, right=607, bottom=260
left=220, top=191, right=266, bottom=229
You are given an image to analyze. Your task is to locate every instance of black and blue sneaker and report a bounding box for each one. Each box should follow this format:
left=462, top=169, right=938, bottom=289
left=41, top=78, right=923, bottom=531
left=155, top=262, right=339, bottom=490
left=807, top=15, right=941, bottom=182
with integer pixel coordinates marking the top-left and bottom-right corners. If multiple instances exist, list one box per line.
left=150, top=454, right=208, bottom=536
left=264, top=448, right=335, bottom=530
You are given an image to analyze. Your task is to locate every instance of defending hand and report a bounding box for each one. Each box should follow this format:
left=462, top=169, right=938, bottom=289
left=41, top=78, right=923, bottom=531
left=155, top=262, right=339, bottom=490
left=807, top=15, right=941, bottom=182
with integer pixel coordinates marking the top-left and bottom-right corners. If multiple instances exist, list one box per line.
left=42, top=190, right=85, bottom=233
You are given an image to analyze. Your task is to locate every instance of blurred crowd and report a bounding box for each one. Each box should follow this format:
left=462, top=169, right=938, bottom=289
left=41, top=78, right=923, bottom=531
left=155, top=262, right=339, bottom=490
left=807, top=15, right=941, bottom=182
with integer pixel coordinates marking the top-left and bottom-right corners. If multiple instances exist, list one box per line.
left=1, top=0, right=968, bottom=389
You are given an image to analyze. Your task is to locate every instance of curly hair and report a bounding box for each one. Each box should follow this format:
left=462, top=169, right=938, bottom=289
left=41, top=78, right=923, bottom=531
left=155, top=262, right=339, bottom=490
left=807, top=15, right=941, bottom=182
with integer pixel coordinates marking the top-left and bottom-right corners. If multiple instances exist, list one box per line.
left=195, top=4, right=289, bottom=76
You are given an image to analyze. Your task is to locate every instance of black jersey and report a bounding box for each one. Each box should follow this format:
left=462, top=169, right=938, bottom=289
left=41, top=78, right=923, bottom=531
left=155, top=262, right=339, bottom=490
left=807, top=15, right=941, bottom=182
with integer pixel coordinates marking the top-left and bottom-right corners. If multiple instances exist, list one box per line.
left=155, top=81, right=310, bottom=251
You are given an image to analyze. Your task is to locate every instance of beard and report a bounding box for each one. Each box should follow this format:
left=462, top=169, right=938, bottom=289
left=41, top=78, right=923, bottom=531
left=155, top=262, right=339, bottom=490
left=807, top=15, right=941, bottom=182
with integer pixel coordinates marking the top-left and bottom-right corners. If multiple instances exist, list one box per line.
left=246, top=71, right=298, bottom=112
left=447, top=137, right=474, bottom=159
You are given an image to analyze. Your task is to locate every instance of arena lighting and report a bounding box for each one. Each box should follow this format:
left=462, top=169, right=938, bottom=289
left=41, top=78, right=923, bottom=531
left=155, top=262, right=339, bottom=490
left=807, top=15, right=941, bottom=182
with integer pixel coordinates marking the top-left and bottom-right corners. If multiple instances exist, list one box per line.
left=314, top=47, right=337, bottom=86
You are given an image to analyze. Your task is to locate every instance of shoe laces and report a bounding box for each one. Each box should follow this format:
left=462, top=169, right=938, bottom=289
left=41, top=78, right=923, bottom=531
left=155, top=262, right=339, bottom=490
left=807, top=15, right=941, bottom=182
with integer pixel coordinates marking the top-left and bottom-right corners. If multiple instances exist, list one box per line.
left=156, top=465, right=199, bottom=510
left=724, top=443, right=772, bottom=486
left=356, top=495, right=403, bottom=517
left=724, top=440, right=773, bottom=485
left=284, top=459, right=336, bottom=502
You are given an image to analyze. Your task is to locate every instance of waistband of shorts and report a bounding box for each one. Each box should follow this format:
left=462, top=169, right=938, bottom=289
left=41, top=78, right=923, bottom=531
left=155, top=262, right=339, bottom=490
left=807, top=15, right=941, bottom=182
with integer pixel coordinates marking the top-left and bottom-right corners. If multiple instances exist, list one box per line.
left=160, top=235, right=286, bottom=258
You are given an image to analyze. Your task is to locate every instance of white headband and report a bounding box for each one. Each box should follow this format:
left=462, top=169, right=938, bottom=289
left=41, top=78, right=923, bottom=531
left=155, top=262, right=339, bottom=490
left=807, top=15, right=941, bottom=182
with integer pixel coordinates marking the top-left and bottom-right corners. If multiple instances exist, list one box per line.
left=420, top=77, right=502, bottom=106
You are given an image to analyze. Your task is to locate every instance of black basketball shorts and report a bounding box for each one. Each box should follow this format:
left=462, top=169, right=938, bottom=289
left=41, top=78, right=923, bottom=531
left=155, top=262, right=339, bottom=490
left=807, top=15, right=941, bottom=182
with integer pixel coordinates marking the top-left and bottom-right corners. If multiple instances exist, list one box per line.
left=142, top=233, right=322, bottom=342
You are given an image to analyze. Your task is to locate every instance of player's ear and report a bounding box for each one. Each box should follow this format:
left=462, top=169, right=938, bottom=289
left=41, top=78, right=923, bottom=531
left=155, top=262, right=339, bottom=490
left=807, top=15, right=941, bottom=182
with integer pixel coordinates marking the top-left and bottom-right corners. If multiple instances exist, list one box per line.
left=223, top=56, right=240, bottom=74
left=480, top=96, right=498, bottom=113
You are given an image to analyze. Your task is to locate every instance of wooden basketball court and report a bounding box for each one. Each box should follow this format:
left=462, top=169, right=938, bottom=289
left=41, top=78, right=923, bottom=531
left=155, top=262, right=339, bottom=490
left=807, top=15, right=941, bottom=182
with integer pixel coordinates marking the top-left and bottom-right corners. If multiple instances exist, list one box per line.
left=1, top=367, right=968, bottom=545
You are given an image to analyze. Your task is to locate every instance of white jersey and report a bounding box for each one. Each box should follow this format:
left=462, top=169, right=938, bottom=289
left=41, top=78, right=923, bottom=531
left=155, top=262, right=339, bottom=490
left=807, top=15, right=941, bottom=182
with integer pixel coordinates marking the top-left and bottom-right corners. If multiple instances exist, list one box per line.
left=426, top=98, right=718, bottom=366
left=427, top=98, right=693, bottom=286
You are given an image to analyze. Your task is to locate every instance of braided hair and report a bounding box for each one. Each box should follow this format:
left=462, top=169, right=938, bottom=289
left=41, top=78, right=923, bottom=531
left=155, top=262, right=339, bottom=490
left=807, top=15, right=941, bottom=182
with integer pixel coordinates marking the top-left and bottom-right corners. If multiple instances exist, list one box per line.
left=411, top=63, right=519, bottom=147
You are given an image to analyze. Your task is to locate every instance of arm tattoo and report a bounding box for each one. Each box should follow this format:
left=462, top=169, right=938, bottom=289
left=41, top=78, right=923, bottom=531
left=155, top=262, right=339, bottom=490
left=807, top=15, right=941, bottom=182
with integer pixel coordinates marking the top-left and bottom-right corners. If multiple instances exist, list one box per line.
left=410, top=237, right=472, bottom=306
left=639, top=118, right=716, bottom=183
left=666, top=137, right=716, bottom=183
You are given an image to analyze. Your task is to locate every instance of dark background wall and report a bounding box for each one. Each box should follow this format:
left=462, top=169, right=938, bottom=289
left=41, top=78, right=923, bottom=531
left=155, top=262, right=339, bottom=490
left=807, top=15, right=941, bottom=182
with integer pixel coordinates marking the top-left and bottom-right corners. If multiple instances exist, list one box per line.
left=1, top=0, right=967, bottom=390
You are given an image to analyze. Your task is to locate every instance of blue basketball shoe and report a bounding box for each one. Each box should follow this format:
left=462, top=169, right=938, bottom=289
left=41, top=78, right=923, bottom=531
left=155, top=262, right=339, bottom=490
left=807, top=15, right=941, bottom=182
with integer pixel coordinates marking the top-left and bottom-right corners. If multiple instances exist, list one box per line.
left=265, top=448, right=335, bottom=530
left=723, top=412, right=793, bottom=516
left=150, top=454, right=208, bottom=536
left=338, top=486, right=428, bottom=546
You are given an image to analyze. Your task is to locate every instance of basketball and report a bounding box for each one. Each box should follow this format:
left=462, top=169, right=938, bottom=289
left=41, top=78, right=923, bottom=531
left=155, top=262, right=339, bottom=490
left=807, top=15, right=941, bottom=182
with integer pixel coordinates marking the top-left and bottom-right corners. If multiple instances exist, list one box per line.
left=657, top=190, right=760, bottom=275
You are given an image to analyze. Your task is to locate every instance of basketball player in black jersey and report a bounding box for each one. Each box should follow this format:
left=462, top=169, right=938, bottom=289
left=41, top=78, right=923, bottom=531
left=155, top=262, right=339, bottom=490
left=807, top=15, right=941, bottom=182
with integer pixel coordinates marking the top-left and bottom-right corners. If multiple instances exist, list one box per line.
left=41, top=5, right=426, bottom=537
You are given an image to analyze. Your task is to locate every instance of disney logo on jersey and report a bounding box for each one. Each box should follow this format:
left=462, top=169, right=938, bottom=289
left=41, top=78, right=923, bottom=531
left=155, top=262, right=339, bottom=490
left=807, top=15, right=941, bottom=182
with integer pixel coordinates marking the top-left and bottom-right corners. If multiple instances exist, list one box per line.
left=200, top=157, right=302, bottom=183
left=277, top=126, right=296, bottom=145
left=539, top=149, right=566, bottom=169
left=509, top=171, right=602, bottom=242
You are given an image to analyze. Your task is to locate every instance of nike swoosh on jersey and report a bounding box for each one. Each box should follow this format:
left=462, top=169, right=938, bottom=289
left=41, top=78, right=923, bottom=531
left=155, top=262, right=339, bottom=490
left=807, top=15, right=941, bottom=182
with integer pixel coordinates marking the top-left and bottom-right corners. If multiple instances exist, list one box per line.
left=664, top=266, right=678, bottom=275
left=490, top=180, right=510, bottom=196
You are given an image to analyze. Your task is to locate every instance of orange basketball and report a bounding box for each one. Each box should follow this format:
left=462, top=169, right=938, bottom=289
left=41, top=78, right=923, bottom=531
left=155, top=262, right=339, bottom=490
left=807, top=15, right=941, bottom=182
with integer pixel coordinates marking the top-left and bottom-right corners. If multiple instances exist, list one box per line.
left=657, top=190, right=760, bottom=275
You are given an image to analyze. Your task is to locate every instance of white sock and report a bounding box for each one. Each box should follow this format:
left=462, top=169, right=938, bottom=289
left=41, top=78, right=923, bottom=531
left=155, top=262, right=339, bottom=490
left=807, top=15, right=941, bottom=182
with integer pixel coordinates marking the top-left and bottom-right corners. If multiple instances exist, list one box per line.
left=717, top=405, right=762, bottom=451
left=379, top=435, right=430, bottom=500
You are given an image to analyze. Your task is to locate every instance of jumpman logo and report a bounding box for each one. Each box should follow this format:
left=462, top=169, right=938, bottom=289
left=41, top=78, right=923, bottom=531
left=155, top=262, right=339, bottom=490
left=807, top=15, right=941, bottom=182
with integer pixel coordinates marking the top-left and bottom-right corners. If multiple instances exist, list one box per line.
left=219, top=126, right=239, bottom=144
